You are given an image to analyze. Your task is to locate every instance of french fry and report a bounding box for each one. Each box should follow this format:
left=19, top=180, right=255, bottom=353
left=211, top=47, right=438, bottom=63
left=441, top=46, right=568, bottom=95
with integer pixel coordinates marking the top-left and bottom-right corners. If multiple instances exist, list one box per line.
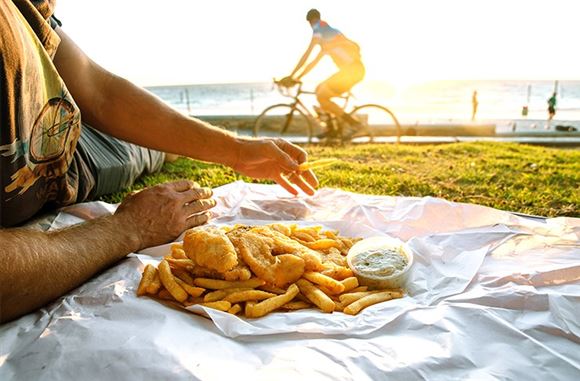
left=303, top=272, right=345, bottom=294
left=296, top=279, right=335, bottom=313
left=171, top=247, right=188, bottom=260
left=165, top=258, right=195, bottom=269
left=339, top=291, right=381, bottom=306
left=304, top=239, right=341, bottom=250
left=294, top=227, right=322, bottom=242
left=258, top=285, right=287, bottom=295
left=245, top=284, right=300, bottom=318
left=137, top=264, right=156, bottom=296
left=279, top=301, right=312, bottom=311
left=146, top=269, right=162, bottom=294
left=291, top=231, right=316, bottom=242
left=173, top=269, right=195, bottom=285
left=341, top=277, right=359, bottom=293
left=193, top=277, right=265, bottom=290
left=228, top=304, right=242, bottom=315
left=174, top=277, right=205, bottom=298
left=158, top=260, right=188, bottom=303
left=183, top=296, right=205, bottom=306
left=224, top=290, right=276, bottom=304
left=267, top=223, right=292, bottom=236
left=321, top=266, right=354, bottom=281
left=334, top=300, right=347, bottom=312
left=343, top=290, right=403, bottom=315
left=201, top=301, right=232, bottom=312
left=157, top=288, right=175, bottom=301
left=298, top=158, right=338, bottom=171
left=203, top=287, right=253, bottom=302
left=349, top=286, right=368, bottom=293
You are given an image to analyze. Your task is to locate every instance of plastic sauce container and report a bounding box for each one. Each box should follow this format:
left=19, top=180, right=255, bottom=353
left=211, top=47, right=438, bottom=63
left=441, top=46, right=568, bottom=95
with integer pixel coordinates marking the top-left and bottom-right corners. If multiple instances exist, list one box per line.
left=346, top=236, right=413, bottom=289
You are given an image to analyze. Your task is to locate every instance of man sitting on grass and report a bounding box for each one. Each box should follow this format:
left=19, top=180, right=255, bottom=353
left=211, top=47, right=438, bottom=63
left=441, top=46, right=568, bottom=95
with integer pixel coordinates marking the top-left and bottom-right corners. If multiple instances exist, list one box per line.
left=0, top=0, right=318, bottom=323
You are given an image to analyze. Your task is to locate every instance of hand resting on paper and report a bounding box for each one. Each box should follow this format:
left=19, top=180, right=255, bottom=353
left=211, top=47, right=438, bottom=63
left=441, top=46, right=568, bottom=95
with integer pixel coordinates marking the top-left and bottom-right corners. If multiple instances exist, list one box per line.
left=0, top=181, right=216, bottom=323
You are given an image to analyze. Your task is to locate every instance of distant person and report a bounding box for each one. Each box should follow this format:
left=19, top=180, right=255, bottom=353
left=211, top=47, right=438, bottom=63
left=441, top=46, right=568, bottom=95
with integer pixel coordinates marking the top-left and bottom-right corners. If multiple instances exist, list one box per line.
left=471, top=90, right=478, bottom=121
left=281, top=9, right=365, bottom=139
left=547, top=92, right=557, bottom=121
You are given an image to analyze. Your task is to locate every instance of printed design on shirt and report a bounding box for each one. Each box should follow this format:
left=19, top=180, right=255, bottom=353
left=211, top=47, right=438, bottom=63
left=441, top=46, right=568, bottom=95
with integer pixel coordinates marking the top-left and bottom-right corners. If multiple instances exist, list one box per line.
left=1, top=92, right=80, bottom=197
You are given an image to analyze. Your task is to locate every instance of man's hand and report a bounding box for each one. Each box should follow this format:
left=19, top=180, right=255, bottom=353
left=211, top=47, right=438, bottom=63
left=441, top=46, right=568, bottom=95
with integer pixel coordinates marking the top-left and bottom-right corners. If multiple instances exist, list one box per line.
left=115, top=180, right=215, bottom=249
left=231, top=138, right=318, bottom=196
left=279, top=76, right=299, bottom=88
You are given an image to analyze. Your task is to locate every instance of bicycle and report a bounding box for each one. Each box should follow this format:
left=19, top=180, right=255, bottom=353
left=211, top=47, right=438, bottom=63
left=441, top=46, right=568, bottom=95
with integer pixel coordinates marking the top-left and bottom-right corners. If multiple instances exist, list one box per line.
left=253, top=79, right=401, bottom=143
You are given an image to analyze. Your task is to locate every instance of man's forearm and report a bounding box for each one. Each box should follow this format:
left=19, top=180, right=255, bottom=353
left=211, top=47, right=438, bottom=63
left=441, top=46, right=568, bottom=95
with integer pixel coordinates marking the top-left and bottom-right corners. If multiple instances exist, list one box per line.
left=0, top=214, right=139, bottom=323
left=84, top=72, right=242, bottom=168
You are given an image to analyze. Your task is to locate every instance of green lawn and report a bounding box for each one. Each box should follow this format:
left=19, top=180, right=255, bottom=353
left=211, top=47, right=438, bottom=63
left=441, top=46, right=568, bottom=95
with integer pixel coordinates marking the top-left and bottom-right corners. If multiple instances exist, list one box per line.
left=101, top=142, right=580, bottom=217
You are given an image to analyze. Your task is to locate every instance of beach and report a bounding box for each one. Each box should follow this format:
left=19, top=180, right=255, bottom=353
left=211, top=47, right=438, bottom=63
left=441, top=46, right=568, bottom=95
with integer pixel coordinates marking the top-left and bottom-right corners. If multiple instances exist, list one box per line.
left=146, top=80, right=580, bottom=133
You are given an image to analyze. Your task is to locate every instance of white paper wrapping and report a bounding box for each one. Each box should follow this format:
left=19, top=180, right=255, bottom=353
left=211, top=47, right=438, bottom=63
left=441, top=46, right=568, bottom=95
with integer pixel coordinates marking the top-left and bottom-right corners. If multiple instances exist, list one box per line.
left=1, top=181, right=579, bottom=380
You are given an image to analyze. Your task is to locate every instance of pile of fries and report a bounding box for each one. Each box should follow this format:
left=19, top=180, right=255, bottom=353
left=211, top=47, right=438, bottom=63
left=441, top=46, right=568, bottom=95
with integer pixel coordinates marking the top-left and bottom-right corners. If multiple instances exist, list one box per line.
left=137, top=224, right=403, bottom=318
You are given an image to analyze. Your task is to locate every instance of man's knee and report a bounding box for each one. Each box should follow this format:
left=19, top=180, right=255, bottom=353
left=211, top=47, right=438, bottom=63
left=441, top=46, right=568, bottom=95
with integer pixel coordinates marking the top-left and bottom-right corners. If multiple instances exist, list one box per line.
left=316, top=83, right=333, bottom=104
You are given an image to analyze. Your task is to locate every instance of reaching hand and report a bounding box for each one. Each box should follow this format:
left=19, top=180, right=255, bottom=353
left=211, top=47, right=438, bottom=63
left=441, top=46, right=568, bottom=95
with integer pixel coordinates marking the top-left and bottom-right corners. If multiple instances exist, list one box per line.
left=115, top=180, right=215, bottom=249
left=232, top=138, right=318, bottom=196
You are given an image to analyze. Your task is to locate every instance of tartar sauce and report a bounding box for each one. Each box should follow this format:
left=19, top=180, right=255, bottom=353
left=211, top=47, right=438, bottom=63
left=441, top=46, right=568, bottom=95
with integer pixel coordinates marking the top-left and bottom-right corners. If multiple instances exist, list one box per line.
left=350, top=247, right=408, bottom=277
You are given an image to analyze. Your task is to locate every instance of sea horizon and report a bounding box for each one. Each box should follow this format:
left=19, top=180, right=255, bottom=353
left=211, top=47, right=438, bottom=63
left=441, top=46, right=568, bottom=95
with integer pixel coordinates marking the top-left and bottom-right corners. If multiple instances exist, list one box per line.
left=146, top=80, right=580, bottom=129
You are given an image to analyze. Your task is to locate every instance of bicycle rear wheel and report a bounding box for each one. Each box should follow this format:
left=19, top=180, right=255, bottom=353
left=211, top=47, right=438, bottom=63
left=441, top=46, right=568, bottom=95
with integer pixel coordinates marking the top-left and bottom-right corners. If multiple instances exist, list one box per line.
left=253, top=104, right=313, bottom=143
left=348, top=104, right=401, bottom=143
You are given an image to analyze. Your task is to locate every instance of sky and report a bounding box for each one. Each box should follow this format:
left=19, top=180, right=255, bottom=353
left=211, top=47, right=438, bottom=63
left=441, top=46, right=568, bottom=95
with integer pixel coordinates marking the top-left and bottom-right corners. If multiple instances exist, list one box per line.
left=56, top=0, right=580, bottom=87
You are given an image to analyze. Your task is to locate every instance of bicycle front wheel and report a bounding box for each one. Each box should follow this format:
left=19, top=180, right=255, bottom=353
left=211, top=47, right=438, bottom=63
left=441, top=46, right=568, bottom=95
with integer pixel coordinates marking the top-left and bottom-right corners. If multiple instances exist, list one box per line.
left=253, top=104, right=313, bottom=143
left=348, top=104, right=401, bottom=143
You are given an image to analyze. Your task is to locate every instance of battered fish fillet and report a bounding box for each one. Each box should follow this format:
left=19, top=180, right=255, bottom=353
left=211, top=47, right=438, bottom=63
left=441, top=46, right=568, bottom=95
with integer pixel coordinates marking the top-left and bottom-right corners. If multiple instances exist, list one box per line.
left=237, top=231, right=305, bottom=288
left=183, top=226, right=238, bottom=273
left=250, top=226, right=324, bottom=271
left=224, top=229, right=253, bottom=281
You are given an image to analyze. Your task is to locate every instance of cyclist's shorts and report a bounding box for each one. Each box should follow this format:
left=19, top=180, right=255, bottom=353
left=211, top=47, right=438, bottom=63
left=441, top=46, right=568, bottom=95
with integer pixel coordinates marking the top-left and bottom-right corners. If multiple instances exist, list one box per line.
left=323, top=61, right=366, bottom=96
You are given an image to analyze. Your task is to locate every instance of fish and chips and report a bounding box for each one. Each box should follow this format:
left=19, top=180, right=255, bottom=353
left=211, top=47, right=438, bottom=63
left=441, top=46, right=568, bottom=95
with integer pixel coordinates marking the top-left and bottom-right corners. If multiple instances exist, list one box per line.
left=137, top=224, right=404, bottom=318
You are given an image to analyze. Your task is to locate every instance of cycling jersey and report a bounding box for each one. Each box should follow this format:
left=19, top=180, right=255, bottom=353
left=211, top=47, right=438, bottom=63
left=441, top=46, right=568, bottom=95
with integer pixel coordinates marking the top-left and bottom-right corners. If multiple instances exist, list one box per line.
left=312, top=20, right=361, bottom=68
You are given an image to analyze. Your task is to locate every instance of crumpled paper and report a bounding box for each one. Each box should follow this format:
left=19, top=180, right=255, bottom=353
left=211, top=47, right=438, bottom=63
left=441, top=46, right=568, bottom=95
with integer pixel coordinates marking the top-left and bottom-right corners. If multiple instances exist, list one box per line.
left=1, top=181, right=578, bottom=380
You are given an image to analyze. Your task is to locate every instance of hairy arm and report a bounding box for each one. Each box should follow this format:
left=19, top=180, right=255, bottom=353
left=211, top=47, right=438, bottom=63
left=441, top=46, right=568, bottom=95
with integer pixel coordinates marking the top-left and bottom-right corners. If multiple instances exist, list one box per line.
left=53, top=28, right=241, bottom=168
left=0, top=181, right=213, bottom=323
left=52, top=28, right=318, bottom=195
left=0, top=214, right=138, bottom=323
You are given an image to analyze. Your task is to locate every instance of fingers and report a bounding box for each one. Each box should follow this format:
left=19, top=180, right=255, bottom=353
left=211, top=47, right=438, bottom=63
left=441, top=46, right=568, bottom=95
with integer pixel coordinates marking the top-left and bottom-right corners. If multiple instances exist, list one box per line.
left=180, top=186, right=213, bottom=203
left=184, top=198, right=216, bottom=216
left=286, top=172, right=316, bottom=196
left=271, top=139, right=319, bottom=195
left=300, top=169, right=319, bottom=189
left=274, top=174, right=299, bottom=196
left=166, top=180, right=200, bottom=192
left=269, top=141, right=299, bottom=173
left=186, top=211, right=211, bottom=229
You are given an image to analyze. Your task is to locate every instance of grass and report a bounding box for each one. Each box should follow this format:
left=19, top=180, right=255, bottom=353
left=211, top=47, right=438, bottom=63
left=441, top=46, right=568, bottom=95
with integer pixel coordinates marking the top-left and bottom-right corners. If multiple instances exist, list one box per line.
left=101, top=142, right=580, bottom=217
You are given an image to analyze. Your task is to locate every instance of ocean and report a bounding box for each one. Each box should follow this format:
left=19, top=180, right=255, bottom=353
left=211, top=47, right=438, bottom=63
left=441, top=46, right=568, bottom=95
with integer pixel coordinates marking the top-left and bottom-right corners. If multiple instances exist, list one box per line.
left=146, top=80, right=580, bottom=132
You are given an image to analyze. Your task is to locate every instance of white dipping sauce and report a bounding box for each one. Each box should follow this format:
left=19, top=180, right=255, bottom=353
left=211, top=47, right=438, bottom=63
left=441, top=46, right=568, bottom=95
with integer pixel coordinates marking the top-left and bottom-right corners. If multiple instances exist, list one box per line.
left=350, top=247, right=408, bottom=277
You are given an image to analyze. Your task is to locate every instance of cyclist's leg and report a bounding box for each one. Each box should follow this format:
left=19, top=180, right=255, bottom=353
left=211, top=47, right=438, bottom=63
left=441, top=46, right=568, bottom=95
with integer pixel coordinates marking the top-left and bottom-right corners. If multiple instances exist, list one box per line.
left=316, top=76, right=347, bottom=118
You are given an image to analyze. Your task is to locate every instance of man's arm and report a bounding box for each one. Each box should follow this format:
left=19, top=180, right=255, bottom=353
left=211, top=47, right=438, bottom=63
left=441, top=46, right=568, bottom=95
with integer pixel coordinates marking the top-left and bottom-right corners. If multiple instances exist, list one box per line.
left=289, top=38, right=317, bottom=78
left=53, top=29, right=318, bottom=196
left=0, top=180, right=213, bottom=323
left=295, top=50, right=324, bottom=81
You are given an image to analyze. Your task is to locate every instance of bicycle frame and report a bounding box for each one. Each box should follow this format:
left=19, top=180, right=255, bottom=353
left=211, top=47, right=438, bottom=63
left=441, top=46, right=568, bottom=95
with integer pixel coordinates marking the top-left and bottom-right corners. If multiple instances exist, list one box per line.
left=275, top=81, right=352, bottom=134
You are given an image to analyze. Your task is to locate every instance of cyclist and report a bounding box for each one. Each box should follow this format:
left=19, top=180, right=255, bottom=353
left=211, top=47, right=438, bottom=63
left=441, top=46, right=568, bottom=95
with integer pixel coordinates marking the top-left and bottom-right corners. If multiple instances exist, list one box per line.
left=281, top=9, right=366, bottom=139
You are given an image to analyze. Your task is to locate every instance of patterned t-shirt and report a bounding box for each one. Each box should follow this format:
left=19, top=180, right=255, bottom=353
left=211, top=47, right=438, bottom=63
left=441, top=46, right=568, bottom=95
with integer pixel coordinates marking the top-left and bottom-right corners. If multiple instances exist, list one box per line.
left=0, top=0, right=82, bottom=226
left=312, top=20, right=361, bottom=68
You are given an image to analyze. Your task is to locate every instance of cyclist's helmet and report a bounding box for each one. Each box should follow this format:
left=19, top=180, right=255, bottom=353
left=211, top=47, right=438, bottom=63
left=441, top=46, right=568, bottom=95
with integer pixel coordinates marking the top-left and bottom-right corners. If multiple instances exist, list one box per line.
left=306, top=9, right=320, bottom=22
